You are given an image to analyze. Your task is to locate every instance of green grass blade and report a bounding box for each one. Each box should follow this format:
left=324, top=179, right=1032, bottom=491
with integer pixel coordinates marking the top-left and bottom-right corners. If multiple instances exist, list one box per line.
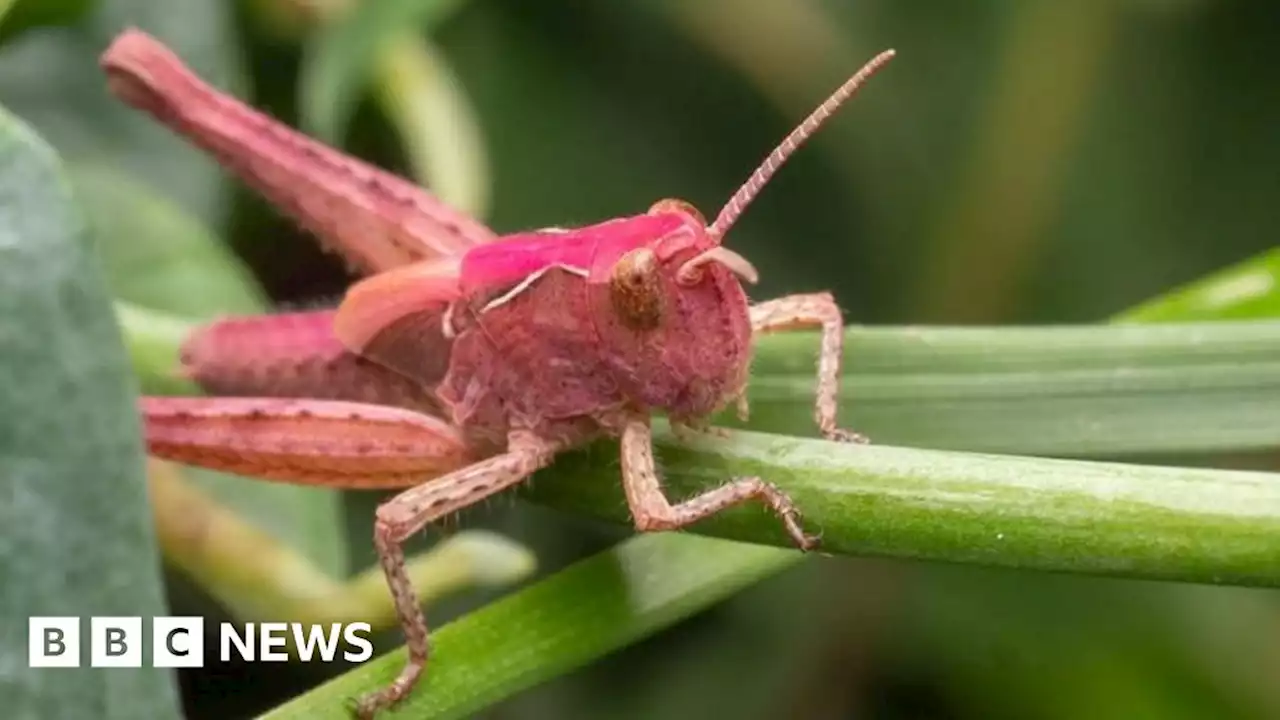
left=1118, top=248, right=1280, bottom=322
left=300, top=0, right=468, bottom=143
left=261, top=534, right=796, bottom=720
left=369, top=37, right=490, bottom=216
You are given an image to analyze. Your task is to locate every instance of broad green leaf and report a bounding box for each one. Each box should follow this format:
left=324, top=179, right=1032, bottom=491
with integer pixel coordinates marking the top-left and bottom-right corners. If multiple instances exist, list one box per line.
left=0, top=107, right=180, bottom=719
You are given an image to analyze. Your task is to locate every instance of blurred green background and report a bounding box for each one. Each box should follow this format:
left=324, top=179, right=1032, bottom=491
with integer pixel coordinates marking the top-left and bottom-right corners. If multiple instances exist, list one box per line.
left=3, top=0, right=1279, bottom=718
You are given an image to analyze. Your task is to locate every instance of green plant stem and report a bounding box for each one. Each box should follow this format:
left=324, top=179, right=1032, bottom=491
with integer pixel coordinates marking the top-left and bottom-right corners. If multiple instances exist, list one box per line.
left=120, top=306, right=1280, bottom=457
left=533, top=425, right=1280, bottom=585
left=265, top=426, right=1280, bottom=718
left=116, top=301, right=199, bottom=394
left=742, top=320, right=1280, bottom=455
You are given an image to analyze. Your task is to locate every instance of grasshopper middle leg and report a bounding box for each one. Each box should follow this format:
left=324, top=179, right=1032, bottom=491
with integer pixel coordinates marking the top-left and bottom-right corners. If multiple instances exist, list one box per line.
left=619, top=418, right=817, bottom=550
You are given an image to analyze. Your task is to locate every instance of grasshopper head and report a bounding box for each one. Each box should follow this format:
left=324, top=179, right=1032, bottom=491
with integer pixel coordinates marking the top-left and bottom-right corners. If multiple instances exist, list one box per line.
left=594, top=48, right=896, bottom=422
left=593, top=53, right=896, bottom=422
left=606, top=200, right=759, bottom=331
left=589, top=200, right=757, bottom=422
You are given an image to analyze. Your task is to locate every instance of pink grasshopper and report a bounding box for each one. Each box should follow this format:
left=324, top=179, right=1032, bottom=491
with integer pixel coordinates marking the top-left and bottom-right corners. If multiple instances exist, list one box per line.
left=102, top=29, right=894, bottom=717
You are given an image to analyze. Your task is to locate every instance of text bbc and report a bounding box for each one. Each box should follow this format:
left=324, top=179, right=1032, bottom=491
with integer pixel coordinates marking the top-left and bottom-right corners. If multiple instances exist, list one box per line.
left=28, top=617, right=373, bottom=667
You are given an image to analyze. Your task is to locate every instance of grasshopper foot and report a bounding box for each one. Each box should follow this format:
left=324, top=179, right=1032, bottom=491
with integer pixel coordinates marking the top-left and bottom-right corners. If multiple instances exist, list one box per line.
left=824, top=427, right=869, bottom=444
left=624, top=419, right=820, bottom=552
left=351, top=676, right=415, bottom=719
left=773, top=485, right=820, bottom=551
left=793, top=525, right=822, bottom=552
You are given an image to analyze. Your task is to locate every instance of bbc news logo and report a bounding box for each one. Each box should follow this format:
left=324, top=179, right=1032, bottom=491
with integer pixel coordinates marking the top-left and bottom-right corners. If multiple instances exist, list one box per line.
left=28, top=617, right=373, bottom=667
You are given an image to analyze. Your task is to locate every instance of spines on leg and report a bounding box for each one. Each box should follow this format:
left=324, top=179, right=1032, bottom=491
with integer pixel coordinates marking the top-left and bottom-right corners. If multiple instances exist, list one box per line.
left=100, top=29, right=497, bottom=275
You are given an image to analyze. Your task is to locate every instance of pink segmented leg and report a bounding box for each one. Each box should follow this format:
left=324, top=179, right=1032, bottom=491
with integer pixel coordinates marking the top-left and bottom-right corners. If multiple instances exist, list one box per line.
left=620, top=419, right=817, bottom=551
left=354, top=435, right=555, bottom=718
left=142, top=397, right=473, bottom=488
left=748, top=292, right=867, bottom=443
left=100, top=30, right=496, bottom=275
left=142, top=397, right=547, bottom=715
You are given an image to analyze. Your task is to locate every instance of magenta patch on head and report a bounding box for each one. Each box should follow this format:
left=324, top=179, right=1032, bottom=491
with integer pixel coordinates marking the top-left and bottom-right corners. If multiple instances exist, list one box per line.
left=460, top=213, right=706, bottom=292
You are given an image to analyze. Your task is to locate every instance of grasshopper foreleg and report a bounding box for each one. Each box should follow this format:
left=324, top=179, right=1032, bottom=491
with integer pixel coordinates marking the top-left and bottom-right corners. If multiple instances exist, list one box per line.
left=748, top=293, right=867, bottom=443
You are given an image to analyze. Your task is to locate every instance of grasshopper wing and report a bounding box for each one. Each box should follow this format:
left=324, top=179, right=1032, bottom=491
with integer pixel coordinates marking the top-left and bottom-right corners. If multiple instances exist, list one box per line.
left=101, top=29, right=496, bottom=274
left=332, top=256, right=462, bottom=390
left=179, top=310, right=446, bottom=417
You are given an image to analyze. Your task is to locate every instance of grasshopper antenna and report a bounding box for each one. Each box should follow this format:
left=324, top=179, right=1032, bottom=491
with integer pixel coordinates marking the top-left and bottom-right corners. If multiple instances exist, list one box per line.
left=709, top=49, right=896, bottom=240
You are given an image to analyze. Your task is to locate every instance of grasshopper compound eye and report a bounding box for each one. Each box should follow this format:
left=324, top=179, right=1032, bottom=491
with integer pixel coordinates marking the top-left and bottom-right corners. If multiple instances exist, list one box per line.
left=610, top=247, right=664, bottom=330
